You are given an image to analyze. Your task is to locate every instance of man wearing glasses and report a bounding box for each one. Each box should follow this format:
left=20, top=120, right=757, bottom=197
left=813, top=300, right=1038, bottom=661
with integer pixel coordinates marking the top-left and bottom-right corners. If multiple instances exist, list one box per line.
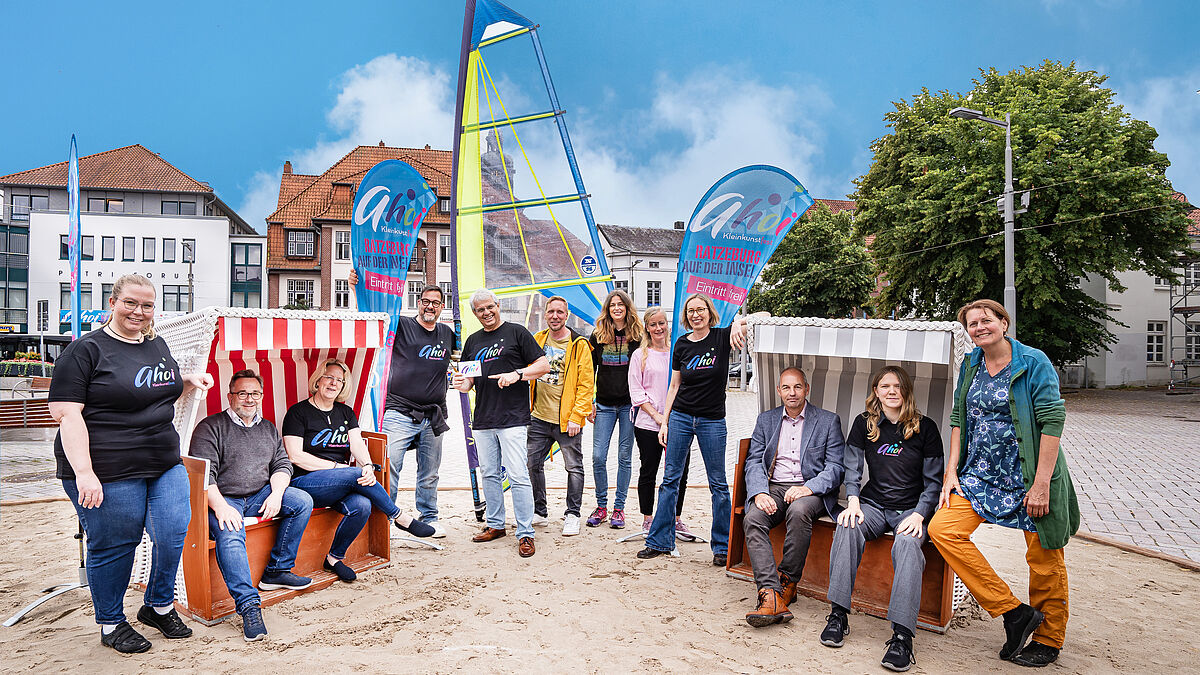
left=188, top=369, right=314, bottom=641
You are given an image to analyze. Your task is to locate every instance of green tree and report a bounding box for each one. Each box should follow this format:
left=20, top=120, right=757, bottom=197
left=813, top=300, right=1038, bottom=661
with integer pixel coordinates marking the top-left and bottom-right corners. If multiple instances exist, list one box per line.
left=747, top=202, right=876, bottom=318
left=854, top=61, right=1191, bottom=364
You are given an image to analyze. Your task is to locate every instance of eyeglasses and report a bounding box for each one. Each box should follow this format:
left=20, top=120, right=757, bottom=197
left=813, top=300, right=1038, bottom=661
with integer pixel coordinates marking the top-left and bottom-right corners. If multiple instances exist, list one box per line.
left=319, top=375, right=345, bottom=385
left=418, top=298, right=444, bottom=307
left=119, top=298, right=156, bottom=312
left=686, top=308, right=708, bottom=316
left=233, top=391, right=263, bottom=399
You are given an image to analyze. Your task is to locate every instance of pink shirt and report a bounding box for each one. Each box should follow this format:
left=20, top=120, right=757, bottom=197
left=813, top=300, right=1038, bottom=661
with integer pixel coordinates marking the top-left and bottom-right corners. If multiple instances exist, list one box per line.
left=771, top=403, right=807, bottom=483
left=628, top=347, right=669, bottom=431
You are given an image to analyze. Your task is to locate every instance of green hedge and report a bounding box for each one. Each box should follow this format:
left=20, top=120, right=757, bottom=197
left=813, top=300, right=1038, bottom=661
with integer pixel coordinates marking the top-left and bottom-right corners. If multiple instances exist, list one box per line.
left=0, top=361, right=53, bottom=377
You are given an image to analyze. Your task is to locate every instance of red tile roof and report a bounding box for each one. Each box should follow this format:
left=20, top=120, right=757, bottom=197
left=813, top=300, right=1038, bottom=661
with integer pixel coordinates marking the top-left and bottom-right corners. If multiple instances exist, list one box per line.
left=1171, top=192, right=1200, bottom=237
left=0, top=144, right=211, bottom=193
left=816, top=198, right=856, bottom=214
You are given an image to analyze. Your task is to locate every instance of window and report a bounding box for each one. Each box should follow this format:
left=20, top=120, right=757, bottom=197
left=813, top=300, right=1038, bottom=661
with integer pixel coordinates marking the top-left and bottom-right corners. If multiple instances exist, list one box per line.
left=286, top=279, right=314, bottom=308
left=161, top=200, right=196, bottom=215
left=10, top=195, right=47, bottom=221
left=2, top=280, right=27, bottom=310
left=230, top=291, right=261, bottom=308
left=646, top=280, right=661, bottom=306
left=8, top=229, right=28, bottom=255
left=101, top=236, right=115, bottom=260
left=122, top=237, right=135, bottom=261
left=102, top=283, right=113, bottom=303
left=614, top=280, right=629, bottom=294
left=648, top=260, right=660, bottom=269
left=408, top=281, right=424, bottom=310
left=487, top=235, right=522, bottom=268
left=182, top=238, right=196, bottom=263
left=287, top=230, right=314, bottom=257
left=231, top=243, right=262, bottom=282
left=440, top=281, right=452, bottom=300
left=439, top=197, right=451, bottom=214
left=162, top=285, right=191, bottom=312
left=59, top=235, right=68, bottom=259
left=1189, top=323, right=1200, bottom=361
left=1147, top=321, right=1165, bottom=363
left=1187, top=263, right=1200, bottom=287
left=60, top=235, right=95, bottom=260
left=142, top=237, right=156, bottom=262
left=60, top=282, right=93, bottom=311
left=335, top=231, right=351, bottom=261
left=335, top=279, right=350, bottom=309
left=439, top=235, right=452, bottom=263
left=1154, top=276, right=1170, bottom=288
left=163, top=238, right=176, bottom=262
left=87, top=197, right=123, bottom=213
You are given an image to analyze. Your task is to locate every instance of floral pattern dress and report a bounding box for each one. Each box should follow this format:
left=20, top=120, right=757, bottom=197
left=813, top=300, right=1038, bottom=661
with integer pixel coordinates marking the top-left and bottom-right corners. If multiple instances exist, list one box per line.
left=958, top=361, right=1036, bottom=532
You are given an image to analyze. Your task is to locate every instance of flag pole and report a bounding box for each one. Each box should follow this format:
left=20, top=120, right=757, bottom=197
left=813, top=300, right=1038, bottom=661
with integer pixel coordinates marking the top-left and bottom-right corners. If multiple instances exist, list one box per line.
left=67, top=135, right=82, bottom=339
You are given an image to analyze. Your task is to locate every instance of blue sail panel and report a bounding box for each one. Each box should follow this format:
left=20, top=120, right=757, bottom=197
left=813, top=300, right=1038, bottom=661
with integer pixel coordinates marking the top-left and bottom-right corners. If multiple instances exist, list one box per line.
left=472, top=0, right=534, bottom=48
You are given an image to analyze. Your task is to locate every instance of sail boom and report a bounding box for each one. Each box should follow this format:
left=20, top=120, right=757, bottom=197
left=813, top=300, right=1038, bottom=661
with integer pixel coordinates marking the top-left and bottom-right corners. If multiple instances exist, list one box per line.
left=465, top=275, right=614, bottom=299
left=459, top=192, right=587, bottom=216
left=463, top=109, right=562, bottom=133
left=477, top=25, right=532, bottom=48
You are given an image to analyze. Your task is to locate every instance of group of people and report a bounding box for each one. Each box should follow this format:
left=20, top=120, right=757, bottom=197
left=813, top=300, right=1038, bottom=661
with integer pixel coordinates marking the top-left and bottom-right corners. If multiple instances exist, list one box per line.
left=49, top=274, right=1079, bottom=671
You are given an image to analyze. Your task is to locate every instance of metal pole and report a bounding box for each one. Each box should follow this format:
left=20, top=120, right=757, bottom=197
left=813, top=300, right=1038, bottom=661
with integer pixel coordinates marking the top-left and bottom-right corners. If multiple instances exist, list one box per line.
left=186, top=242, right=195, bottom=311
left=1003, top=113, right=1017, bottom=339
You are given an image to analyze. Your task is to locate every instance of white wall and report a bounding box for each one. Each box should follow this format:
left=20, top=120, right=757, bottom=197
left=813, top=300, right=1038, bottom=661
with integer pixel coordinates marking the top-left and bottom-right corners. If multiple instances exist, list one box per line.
left=1080, top=269, right=1174, bottom=387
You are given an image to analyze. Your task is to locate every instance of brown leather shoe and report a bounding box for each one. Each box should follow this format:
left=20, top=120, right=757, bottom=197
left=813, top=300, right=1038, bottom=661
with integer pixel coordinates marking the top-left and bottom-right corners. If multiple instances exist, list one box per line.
left=746, top=588, right=793, bottom=628
left=472, top=527, right=507, bottom=542
left=518, top=537, right=535, bottom=558
left=779, top=570, right=797, bottom=607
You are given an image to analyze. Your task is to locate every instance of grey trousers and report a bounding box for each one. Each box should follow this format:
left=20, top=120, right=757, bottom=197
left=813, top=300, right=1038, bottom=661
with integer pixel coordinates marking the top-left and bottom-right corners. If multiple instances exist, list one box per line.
left=526, top=417, right=585, bottom=518
left=827, top=501, right=927, bottom=634
left=744, top=482, right=825, bottom=592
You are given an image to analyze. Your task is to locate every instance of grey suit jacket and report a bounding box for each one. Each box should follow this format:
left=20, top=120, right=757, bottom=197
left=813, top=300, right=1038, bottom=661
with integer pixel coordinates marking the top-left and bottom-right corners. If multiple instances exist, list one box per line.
left=743, top=403, right=846, bottom=517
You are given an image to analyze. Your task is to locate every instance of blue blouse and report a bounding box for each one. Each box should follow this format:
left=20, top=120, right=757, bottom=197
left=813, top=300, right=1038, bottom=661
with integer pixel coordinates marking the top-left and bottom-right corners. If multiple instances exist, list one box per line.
left=958, top=362, right=1036, bottom=532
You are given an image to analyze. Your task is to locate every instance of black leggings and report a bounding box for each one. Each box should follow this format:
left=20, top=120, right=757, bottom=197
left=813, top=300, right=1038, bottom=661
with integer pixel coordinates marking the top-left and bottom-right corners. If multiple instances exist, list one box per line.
left=634, top=426, right=688, bottom=516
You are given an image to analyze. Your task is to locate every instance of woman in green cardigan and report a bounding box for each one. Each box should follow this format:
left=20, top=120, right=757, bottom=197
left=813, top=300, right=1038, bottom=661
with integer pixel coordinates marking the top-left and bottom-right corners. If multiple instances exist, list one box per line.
left=929, top=299, right=1080, bottom=669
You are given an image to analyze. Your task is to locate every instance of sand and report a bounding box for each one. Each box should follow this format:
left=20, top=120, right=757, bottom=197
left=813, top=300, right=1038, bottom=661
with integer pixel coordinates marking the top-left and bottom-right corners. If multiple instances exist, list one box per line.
left=1, top=490, right=1196, bottom=674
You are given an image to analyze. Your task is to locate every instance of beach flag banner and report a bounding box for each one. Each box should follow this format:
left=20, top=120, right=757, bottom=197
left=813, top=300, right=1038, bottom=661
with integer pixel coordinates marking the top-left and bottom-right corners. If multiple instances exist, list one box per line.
left=350, top=160, right=438, bottom=430
left=67, top=136, right=82, bottom=339
left=671, top=165, right=814, bottom=347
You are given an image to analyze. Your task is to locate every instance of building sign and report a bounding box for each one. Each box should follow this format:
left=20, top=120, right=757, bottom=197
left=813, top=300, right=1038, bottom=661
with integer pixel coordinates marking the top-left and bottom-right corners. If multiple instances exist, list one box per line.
left=0, top=324, right=17, bottom=333
left=60, top=309, right=110, bottom=323
left=580, top=255, right=599, bottom=276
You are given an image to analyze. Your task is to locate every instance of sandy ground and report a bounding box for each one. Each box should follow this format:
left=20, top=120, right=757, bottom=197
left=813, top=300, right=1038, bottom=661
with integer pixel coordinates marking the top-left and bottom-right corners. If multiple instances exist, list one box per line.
left=1, top=490, right=1197, bottom=674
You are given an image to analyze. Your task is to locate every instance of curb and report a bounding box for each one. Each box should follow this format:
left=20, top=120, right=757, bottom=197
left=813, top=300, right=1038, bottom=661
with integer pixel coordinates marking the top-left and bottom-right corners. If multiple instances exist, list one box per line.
left=1076, top=530, right=1200, bottom=572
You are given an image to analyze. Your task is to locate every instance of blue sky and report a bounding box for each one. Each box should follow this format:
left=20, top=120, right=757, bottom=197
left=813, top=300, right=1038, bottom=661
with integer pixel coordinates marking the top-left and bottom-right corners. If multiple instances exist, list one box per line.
left=3, top=1, right=1198, bottom=232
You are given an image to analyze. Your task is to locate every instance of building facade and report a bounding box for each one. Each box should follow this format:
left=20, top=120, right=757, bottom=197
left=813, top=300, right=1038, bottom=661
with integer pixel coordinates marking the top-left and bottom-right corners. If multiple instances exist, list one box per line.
left=0, top=144, right=263, bottom=359
left=265, top=144, right=452, bottom=313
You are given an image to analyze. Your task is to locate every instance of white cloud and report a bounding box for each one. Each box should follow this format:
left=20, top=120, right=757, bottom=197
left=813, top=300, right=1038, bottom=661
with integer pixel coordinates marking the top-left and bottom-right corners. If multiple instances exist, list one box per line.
left=1117, top=71, right=1200, bottom=199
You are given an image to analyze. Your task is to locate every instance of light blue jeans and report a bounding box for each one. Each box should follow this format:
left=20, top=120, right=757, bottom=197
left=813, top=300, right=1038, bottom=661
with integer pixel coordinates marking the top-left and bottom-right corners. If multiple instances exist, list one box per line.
left=475, top=425, right=535, bottom=539
left=646, top=411, right=730, bottom=555
left=381, top=408, right=443, bottom=523
left=592, top=403, right=634, bottom=510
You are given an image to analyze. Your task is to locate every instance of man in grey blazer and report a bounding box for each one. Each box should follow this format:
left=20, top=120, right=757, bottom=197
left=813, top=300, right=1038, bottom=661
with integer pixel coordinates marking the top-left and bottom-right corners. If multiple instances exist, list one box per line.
left=742, top=366, right=845, bottom=627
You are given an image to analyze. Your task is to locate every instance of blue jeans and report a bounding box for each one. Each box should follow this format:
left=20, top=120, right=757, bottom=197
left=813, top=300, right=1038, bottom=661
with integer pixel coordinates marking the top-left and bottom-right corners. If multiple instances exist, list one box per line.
left=646, top=411, right=731, bottom=555
left=290, top=467, right=401, bottom=559
left=592, top=403, right=634, bottom=510
left=209, top=484, right=313, bottom=615
left=62, top=463, right=190, bottom=625
left=474, top=425, right=535, bottom=539
left=382, top=408, right=443, bottom=522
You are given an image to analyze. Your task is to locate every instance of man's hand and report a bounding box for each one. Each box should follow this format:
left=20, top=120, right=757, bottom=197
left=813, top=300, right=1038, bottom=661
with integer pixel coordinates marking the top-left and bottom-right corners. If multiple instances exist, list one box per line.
left=896, top=512, right=925, bottom=538
left=259, top=491, right=284, bottom=521
left=567, top=421, right=582, bottom=437
left=1024, top=480, right=1051, bottom=518
left=587, top=410, right=597, bottom=423
left=75, top=471, right=105, bottom=509
left=490, top=371, right=521, bottom=388
left=452, top=372, right=472, bottom=392
left=212, top=500, right=243, bottom=531
left=357, top=464, right=377, bottom=486
left=783, top=485, right=812, bottom=504
left=837, top=497, right=864, bottom=528
left=753, top=492, right=777, bottom=516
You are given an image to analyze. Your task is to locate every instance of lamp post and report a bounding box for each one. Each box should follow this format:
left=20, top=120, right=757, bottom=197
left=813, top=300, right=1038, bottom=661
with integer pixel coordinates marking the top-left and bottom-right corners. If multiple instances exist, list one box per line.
left=630, top=258, right=643, bottom=305
left=182, top=241, right=195, bottom=312
left=949, top=107, right=1018, bottom=338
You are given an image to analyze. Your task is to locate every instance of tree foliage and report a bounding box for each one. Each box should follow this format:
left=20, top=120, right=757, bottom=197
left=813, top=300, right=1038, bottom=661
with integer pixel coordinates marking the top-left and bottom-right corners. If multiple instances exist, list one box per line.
left=747, top=202, right=876, bottom=318
left=853, top=61, right=1191, bottom=364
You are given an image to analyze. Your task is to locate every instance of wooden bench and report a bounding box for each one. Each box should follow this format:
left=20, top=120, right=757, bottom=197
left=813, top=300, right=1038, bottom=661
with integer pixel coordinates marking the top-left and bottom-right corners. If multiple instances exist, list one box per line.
left=726, top=438, right=956, bottom=633
left=177, top=430, right=392, bottom=624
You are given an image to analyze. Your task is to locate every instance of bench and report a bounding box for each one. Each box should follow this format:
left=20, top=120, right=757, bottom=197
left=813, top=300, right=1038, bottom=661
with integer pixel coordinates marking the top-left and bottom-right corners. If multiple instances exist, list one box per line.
left=177, top=430, right=392, bottom=624
left=726, top=438, right=956, bottom=633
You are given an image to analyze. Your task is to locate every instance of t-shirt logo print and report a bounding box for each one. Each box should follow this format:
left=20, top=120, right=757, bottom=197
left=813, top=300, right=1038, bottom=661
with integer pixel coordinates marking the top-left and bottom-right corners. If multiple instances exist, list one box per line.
left=686, top=349, right=717, bottom=370
left=312, top=424, right=350, bottom=448
left=134, top=358, right=178, bottom=389
left=876, top=442, right=902, bottom=457
left=474, top=341, right=505, bottom=362
left=419, top=343, right=448, bottom=361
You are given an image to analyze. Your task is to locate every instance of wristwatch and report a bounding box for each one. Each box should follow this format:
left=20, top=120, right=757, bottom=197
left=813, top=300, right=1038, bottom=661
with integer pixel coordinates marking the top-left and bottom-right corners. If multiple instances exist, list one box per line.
left=515, top=368, right=524, bottom=379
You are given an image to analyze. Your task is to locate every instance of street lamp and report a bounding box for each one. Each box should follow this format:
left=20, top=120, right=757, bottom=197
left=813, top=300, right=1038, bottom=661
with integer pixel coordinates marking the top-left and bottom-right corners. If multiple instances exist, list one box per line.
left=182, top=240, right=195, bottom=312
left=949, top=106, right=1018, bottom=338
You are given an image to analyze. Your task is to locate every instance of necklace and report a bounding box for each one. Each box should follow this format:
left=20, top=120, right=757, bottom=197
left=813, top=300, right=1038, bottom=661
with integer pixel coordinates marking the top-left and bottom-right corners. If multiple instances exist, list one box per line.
left=310, top=397, right=333, bottom=424
left=104, top=325, right=144, bottom=343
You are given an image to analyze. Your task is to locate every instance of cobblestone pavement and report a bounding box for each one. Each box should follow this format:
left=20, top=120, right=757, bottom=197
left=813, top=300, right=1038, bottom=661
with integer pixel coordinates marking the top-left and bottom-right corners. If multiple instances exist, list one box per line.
left=4, top=389, right=1197, bottom=562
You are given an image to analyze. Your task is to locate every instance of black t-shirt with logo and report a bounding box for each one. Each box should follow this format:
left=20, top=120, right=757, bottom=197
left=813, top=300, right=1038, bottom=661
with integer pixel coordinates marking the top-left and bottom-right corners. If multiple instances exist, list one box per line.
left=671, top=325, right=732, bottom=420
left=846, top=413, right=943, bottom=511
left=589, top=328, right=639, bottom=406
left=50, top=329, right=186, bottom=483
left=385, top=315, right=454, bottom=413
left=281, top=400, right=360, bottom=477
left=462, top=321, right=544, bottom=430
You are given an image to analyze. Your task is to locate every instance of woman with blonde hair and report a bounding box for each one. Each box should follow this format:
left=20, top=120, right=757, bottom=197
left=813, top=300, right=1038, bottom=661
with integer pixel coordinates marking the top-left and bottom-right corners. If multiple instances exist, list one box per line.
left=49, top=274, right=213, bottom=653
left=585, top=289, right=644, bottom=529
left=819, top=365, right=943, bottom=671
left=284, top=358, right=433, bottom=582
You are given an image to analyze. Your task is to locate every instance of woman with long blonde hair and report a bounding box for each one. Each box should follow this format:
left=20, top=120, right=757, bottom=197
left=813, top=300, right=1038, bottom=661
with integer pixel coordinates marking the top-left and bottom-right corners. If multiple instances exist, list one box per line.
left=585, top=289, right=644, bottom=529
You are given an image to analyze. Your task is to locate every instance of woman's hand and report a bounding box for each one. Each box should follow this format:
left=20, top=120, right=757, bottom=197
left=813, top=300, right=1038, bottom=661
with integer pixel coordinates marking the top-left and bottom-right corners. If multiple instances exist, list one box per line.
left=357, top=464, right=377, bottom=487
left=183, top=372, right=214, bottom=391
left=657, top=425, right=668, bottom=447
left=1024, top=480, right=1051, bottom=518
left=75, top=471, right=104, bottom=509
left=938, top=472, right=960, bottom=510
left=587, top=410, right=596, bottom=424
left=896, top=512, right=925, bottom=539
left=348, top=269, right=359, bottom=286
left=837, top=498, right=863, bottom=528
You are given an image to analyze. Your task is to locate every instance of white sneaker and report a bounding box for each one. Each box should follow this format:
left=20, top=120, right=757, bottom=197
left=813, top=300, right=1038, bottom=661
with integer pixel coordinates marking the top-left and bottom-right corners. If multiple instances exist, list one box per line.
left=562, top=514, right=581, bottom=536
left=431, top=523, right=447, bottom=539
left=531, top=514, right=549, bottom=527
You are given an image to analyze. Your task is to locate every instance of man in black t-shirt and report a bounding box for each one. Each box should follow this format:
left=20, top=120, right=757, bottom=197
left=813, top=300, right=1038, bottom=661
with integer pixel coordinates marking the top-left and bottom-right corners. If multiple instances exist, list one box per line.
left=452, top=289, right=549, bottom=558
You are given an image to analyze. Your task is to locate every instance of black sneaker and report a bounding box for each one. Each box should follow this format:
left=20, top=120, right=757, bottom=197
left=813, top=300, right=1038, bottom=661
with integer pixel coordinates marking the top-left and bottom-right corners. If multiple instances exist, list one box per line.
left=636, top=547, right=668, bottom=559
left=1012, top=641, right=1060, bottom=668
left=819, top=610, right=850, bottom=647
left=712, top=553, right=728, bottom=567
left=1000, top=603, right=1044, bottom=661
left=258, top=570, right=313, bottom=591
left=881, top=633, right=915, bottom=672
left=241, top=606, right=267, bottom=642
left=100, top=621, right=152, bottom=653
left=136, top=604, right=193, bottom=639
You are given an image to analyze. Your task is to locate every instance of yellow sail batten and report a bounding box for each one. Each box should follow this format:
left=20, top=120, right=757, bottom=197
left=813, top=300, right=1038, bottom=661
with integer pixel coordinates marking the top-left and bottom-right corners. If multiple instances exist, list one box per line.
left=463, top=110, right=559, bottom=133
left=477, top=26, right=532, bottom=48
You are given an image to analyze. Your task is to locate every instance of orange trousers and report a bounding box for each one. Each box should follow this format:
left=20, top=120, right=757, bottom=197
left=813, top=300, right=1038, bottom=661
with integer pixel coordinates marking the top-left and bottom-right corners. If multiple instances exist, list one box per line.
left=928, top=494, right=1069, bottom=649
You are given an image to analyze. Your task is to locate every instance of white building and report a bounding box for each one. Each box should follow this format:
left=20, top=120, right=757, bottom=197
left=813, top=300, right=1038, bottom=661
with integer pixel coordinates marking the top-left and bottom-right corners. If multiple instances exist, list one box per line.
left=597, top=222, right=686, bottom=321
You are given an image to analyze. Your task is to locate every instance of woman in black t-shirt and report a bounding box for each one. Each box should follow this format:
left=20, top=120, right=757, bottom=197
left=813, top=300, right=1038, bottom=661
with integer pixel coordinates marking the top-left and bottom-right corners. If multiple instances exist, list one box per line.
left=49, top=274, right=213, bottom=653
left=821, top=365, right=943, bottom=668
left=283, top=358, right=433, bottom=582
left=637, top=293, right=764, bottom=563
